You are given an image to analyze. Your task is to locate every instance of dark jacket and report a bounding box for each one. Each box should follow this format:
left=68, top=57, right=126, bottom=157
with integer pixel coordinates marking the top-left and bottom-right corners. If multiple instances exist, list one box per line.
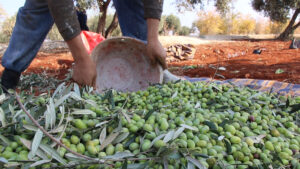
left=47, top=0, right=163, bottom=41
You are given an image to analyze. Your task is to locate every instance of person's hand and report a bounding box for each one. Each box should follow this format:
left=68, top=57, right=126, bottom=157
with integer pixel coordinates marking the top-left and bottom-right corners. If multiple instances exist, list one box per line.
left=66, top=34, right=97, bottom=87
left=146, top=18, right=167, bottom=69
left=146, top=39, right=167, bottom=69
left=72, top=56, right=97, bottom=86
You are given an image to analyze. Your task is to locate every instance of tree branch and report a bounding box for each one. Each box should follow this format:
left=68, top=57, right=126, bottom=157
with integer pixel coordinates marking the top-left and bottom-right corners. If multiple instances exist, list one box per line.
left=105, top=12, right=119, bottom=38
left=292, top=21, right=300, bottom=31
left=15, top=92, right=97, bottom=161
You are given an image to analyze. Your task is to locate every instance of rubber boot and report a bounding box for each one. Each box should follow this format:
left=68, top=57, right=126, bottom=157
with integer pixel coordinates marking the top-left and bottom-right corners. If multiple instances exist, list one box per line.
left=1, top=68, right=21, bottom=93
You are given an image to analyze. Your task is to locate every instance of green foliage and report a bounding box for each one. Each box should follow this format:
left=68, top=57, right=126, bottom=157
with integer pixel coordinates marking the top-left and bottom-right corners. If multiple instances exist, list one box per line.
left=252, top=0, right=299, bottom=23
left=175, top=0, right=233, bottom=14
left=159, top=14, right=181, bottom=35
left=0, top=15, right=16, bottom=43
left=179, top=26, right=191, bottom=36
left=74, top=0, right=99, bottom=11
left=165, top=14, right=181, bottom=33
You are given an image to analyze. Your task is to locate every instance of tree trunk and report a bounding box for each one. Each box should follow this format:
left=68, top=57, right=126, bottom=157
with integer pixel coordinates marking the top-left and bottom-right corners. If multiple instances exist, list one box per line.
left=277, top=8, right=300, bottom=41
left=96, top=0, right=111, bottom=35
left=105, top=12, right=119, bottom=38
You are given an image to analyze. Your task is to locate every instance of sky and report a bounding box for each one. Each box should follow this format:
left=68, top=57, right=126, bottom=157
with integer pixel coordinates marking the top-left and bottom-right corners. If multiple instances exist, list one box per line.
left=0, top=0, right=266, bottom=27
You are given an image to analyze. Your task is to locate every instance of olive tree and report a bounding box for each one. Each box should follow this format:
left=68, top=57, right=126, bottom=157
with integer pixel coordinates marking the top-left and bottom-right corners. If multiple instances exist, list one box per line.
left=75, top=0, right=118, bottom=38
left=252, top=0, right=299, bottom=40
left=159, top=14, right=181, bottom=35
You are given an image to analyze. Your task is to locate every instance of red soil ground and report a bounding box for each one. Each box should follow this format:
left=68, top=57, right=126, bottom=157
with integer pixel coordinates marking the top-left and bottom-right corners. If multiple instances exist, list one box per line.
left=0, top=40, right=299, bottom=84
left=169, top=40, right=300, bottom=84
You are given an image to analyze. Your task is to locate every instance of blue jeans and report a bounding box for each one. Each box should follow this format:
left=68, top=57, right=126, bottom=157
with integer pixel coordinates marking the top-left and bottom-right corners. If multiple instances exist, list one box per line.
left=2, top=0, right=147, bottom=73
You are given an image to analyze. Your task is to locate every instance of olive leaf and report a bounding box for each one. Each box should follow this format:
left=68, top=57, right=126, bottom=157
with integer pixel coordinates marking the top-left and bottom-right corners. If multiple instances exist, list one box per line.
left=74, top=83, right=81, bottom=97
left=103, top=152, right=134, bottom=159
left=28, top=129, right=44, bottom=159
left=275, top=69, right=284, bottom=74
left=224, top=138, right=232, bottom=154
left=100, top=132, right=120, bottom=151
left=95, top=121, right=109, bottom=127
left=0, top=134, right=11, bottom=146
left=102, top=90, right=115, bottom=108
left=195, top=102, right=201, bottom=109
left=187, top=161, right=195, bottom=169
left=49, top=125, right=65, bottom=134
left=0, top=108, right=7, bottom=127
left=23, top=124, right=38, bottom=132
left=218, top=136, right=225, bottom=141
left=219, top=119, right=230, bottom=128
left=181, top=124, right=198, bottom=131
left=0, top=157, right=8, bottom=164
left=112, top=132, right=130, bottom=144
left=144, top=109, right=155, bottom=121
left=39, top=143, right=67, bottom=165
left=290, top=103, right=300, bottom=113
left=0, top=94, right=6, bottom=104
left=20, top=138, right=49, bottom=160
left=121, top=110, right=132, bottom=123
left=65, top=153, right=86, bottom=161
left=227, top=109, right=235, bottom=115
left=186, top=156, right=207, bottom=169
left=12, top=110, right=23, bottom=123
left=293, top=153, right=300, bottom=159
left=246, top=135, right=266, bottom=144
left=163, top=158, right=169, bottom=169
left=52, top=82, right=66, bottom=98
left=171, top=91, right=178, bottom=98
left=57, top=105, right=65, bottom=127
left=163, top=130, right=175, bottom=143
left=127, top=162, right=149, bottom=169
left=122, top=160, right=128, bottom=169
left=30, top=160, right=51, bottom=168
left=173, top=127, right=185, bottom=140
left=99, top=126, right=107, bottom=145
left=203, top=121, right=217, bottom=132
left=71, top=109, right=95, bottom=115
left=8, top=104, right=15, bottom=115
left=168, top=152, right=182, bottom=159
left=125, top=135, right=137, bottom=148
left=192, top=153, right=209, bottom=159
left=54, top=92, right=73, bottom=107
left=45, top=98, right=56, bottom=130
left=150, top=134, right=166, bottom=147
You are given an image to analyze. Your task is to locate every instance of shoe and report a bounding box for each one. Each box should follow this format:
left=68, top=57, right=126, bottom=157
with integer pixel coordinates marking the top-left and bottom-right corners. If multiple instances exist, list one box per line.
left=1, top=68, right=21, bottom=93
left=163, top=69, right=182, bottom=83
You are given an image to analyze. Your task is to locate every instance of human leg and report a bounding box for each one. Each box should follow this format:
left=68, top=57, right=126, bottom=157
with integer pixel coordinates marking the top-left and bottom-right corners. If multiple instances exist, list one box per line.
left=1, top=0, right=54, bottom=91
left=113, top=0, right=147, bottom=41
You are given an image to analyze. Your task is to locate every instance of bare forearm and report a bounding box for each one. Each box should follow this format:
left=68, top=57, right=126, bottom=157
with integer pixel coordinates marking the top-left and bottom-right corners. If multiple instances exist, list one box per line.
left=65, top=35, right=88, bottom=62
left=146, top=18, right=167, bottom=69
left=147, top=18, right=160, bottom=42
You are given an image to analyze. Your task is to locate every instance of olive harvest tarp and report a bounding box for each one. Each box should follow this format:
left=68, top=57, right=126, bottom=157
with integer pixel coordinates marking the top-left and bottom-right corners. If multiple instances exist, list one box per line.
left=185, top=77, right=300, bottom=96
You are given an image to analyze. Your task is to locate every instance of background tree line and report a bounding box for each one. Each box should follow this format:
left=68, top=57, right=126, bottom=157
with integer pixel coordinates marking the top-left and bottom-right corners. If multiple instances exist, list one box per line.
left=0, top=0, right=299, bottom=42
